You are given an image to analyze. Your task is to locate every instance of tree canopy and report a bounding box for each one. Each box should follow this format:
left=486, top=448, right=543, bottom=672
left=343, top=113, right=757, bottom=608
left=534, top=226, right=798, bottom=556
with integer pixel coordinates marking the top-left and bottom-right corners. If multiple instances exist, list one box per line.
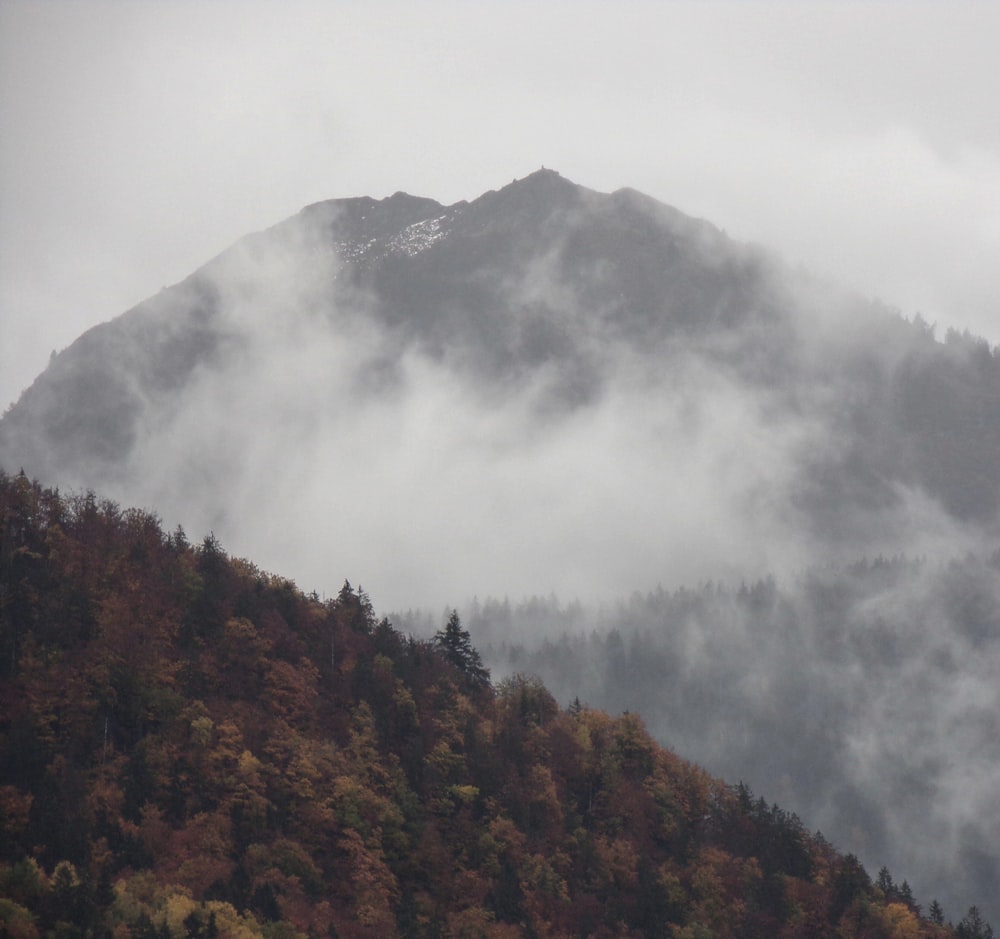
left=0, top=470, right=991, bottom=938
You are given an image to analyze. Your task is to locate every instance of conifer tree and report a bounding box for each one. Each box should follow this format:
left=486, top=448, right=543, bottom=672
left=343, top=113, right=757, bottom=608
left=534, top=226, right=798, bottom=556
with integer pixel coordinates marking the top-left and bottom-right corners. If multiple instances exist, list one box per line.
left=433, top=610, right=491, bottom=687
left=958, top=907, right=995, bottom=939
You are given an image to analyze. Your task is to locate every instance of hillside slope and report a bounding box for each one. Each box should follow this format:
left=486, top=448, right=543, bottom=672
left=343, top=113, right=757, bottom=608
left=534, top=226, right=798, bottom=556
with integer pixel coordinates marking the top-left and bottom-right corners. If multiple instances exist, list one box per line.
left=1, top=470, right=990, bottom=938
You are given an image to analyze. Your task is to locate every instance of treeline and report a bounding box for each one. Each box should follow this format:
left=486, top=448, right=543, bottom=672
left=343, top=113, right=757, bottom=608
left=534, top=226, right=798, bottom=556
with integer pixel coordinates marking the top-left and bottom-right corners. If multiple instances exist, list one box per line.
left=0, top=470, right=993, bottom=938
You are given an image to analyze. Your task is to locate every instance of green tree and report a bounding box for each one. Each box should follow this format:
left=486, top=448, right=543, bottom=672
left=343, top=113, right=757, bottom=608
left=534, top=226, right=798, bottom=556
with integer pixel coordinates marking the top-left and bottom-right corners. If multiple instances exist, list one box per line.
left=898, top=879, right=916, bottom=913
left=876, top=865, right=895, bottom=897
left=433, top=611, right=491, bottom=688
left=958, top=906, right=995, bottom=939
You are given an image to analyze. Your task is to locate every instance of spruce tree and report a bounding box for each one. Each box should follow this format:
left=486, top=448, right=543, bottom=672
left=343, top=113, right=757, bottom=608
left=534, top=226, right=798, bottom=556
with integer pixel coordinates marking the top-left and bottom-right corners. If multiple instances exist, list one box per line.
left=433, top=610, right=491, bottom=687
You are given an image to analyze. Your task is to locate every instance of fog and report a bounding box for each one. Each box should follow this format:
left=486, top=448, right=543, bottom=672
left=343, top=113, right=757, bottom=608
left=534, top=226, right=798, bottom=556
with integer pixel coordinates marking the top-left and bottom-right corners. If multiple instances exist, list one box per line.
left=92, top=197, right=992, bottom=922
left=122, top=227, right=790, bottom=605
left=69, top=198, right=986, bottom=620
left=2, top=164, right=998, bottom=921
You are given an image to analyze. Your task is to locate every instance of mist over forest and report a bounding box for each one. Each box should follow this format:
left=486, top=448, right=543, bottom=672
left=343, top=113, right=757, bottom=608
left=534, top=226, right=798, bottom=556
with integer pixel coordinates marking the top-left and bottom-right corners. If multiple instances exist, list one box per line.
left=2, top=170, right=999, bottom=924
left=391, top=550, right=1000, bottom=924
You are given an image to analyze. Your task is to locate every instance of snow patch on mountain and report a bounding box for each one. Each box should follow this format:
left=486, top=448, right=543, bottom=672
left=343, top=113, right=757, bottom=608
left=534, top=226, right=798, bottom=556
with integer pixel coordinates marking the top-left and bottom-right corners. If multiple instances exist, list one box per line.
left=387, top=214, right=451, bottom=257
left=333, top=237, right=379, bottom=262
left=331, top=213, right=452, bottom=265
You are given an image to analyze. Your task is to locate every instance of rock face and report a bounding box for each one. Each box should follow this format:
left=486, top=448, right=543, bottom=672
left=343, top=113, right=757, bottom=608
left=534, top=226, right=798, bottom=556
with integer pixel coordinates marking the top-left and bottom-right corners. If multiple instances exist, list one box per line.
left=1, top=169, right=999, bottom=560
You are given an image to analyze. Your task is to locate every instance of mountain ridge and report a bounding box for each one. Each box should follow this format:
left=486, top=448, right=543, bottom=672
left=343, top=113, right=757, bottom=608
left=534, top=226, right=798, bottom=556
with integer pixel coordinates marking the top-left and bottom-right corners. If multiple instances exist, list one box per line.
left=1, top=170, right=775, bottom=476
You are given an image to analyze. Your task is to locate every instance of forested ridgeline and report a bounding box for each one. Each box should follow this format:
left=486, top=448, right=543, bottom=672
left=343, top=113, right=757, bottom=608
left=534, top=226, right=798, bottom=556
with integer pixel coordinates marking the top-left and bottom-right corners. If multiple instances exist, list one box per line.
left=0, top=471, right=992, bottom=938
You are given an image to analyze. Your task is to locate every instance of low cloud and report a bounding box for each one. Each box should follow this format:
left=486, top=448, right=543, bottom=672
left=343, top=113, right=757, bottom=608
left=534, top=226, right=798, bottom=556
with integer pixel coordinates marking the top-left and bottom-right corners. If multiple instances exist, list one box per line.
left=89, top=195, right=992, bottom=621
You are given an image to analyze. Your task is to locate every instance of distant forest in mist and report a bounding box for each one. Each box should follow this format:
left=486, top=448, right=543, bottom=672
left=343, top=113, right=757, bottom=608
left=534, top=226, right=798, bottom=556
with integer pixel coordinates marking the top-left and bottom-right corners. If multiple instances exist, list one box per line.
left=392, top=547, right=1000, bottom=925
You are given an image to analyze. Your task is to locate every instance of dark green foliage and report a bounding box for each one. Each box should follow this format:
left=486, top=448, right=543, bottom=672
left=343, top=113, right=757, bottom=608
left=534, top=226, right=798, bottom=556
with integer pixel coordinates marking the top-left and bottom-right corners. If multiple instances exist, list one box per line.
left=432, top=609, right=491, bottom=688
left=829, top=853, right=873, bottom=924
left=959, top=907, right=996, bottom=939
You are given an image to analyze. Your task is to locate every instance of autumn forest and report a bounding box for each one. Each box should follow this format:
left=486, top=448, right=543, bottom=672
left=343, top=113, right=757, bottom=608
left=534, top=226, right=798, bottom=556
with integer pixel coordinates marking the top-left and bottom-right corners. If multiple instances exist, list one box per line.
left=1, top=470, right=995, bottom=937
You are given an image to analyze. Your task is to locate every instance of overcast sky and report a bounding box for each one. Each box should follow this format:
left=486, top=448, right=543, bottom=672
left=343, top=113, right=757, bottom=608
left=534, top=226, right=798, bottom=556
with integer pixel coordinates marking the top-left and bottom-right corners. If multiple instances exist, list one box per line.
left=1, top=1, right=999, bottom=412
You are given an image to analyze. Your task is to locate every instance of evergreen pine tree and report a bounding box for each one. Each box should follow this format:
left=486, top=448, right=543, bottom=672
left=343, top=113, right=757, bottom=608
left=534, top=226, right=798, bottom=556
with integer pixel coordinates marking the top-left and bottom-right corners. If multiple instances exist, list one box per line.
left=957, top=906, right=995, bottom=939
left=875, top=865, right=895, bottom=897
left=433, top=610, right=491, bottom=687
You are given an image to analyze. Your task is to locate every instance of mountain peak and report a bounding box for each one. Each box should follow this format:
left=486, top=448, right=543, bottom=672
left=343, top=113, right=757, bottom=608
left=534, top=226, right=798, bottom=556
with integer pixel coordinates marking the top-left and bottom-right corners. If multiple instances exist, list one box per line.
left=504, top=166, right=578, bottom=196
left=522, top=165, right=565, bottom=182
left=461, top=167, right=585, bottom=228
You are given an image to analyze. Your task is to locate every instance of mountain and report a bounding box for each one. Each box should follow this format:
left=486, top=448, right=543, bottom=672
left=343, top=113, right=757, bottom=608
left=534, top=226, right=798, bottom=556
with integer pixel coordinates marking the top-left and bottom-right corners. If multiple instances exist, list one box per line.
left=1, top=169, right=783, bottom=481
left=0, top=470, right=990, bottom=938
left=3, top=169, right=1000, bottom=563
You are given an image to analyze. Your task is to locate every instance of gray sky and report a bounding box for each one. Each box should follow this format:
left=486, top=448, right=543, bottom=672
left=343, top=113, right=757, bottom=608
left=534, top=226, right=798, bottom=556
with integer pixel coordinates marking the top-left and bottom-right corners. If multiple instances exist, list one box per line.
left=2, top=0, right=999, bottom=412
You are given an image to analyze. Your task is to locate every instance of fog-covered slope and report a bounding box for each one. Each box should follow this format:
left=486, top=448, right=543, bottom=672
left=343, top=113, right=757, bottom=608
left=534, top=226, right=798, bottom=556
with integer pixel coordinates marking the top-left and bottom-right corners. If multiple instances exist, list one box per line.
left=437, top=554, right=1000, bottom=927
left=2, top=169, right=999, bottom=608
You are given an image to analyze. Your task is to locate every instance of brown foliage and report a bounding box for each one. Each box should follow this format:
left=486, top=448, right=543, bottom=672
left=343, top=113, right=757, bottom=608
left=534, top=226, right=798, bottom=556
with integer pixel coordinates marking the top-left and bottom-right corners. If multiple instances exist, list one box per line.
left=0, top=472, right=982, bottom=938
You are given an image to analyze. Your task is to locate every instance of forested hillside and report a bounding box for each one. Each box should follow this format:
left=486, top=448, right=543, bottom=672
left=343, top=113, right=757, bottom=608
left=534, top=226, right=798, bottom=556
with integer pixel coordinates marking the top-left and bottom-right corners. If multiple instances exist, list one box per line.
left=0, top=471, right=993, bottom=938
left=448, top=552, right=1000, bottom=922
